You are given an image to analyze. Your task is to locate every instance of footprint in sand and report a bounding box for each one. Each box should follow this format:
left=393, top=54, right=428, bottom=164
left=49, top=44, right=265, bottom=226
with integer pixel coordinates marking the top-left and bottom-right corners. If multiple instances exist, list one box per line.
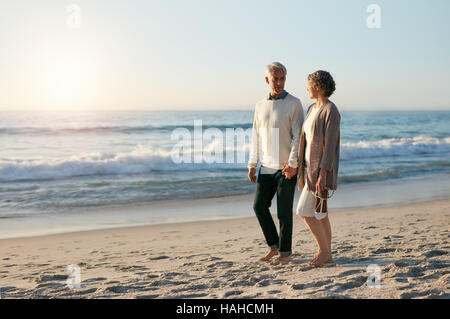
left=200, top=256, right=222, bottom=262
left=398, top=289, right=446, bottom=299
left=103, top=285, right=134, bottom=294
left=429, top=260, right=449, bottom=269
left=159, top=272, right=185, bottom=279
left=84, top=277, right=108, bottom=283
left=256, top=279, right=285, bottom=287
left=71, top=288, right=98, bottom=295
left=423, top=250, right=447, bottom=258
left=402, top=267, right=425, bottom=277
left=149, top=279, right=190, bottom=287
left=222, top=290, right=244, bottom=298
left=333, top=275, right=367, bottom=290
left=312, top=279, right=334, bottom=288
left=114, top=265, right=149, bottom=272
left=148, top=255, right=170, bottom=260
left=241, top=293, right=263, bottom=298
left=37, top=274, right=68, bottom=282
left=0, top=286, right=17, bottom=294
left=207, top=261, right=234, bottom=268
left=171, top=293, right=209, bottom=298
left=134, top=294, right=160, bottom=299
left=394, top=278, right=409, bottom=284
left=370, top=247, right=396, bottom=254
left=35, top=282, right=66, bottom=289
left=291, top=283, right=305, bottom=290
left=171, top=284, right=209, bottom=294
left=338, top=269, right=363, bottom=277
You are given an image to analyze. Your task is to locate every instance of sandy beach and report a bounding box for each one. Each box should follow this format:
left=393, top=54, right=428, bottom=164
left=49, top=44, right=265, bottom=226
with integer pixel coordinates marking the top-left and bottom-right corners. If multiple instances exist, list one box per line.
left=2, top=0, right=450, bottom=304
left=0, top=198, right=448, bottom=299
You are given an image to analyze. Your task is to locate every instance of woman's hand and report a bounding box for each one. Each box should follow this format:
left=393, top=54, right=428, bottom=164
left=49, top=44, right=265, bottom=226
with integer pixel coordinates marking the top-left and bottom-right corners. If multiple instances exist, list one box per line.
left=282, top=164, right=298, bottom=179
left=316, top=168, right=327, bottom=193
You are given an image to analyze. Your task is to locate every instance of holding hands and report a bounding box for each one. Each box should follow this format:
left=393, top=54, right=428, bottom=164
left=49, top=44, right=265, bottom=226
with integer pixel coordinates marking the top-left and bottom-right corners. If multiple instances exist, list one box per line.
left=282, top=164, right=297, bottom=180
left=248, top=164, right=299, bottom=183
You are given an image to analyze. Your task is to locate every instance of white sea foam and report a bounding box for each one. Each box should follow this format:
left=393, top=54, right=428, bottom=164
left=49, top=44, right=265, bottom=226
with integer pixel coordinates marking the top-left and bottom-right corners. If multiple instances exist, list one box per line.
left=340, top=135, right=450, bottom=160
left=0, top=135, right=448, bottom=182
left=0, top=143, right=247, bottom=182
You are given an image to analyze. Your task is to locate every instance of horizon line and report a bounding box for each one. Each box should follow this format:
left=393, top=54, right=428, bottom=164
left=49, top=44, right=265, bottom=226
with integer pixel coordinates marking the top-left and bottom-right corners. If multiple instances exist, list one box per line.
left=0, top=108, right=449, bottom=112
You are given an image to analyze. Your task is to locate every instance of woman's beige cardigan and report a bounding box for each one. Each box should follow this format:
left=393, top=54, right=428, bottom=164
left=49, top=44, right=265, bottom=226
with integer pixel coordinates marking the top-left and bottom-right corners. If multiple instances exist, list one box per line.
left=297, top=101, right=341, bottom=191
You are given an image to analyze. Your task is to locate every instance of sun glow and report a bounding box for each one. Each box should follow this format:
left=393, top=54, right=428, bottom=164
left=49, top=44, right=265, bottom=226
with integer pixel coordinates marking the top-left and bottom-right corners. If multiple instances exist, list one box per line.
left=35, top=45, right=99, bottom=110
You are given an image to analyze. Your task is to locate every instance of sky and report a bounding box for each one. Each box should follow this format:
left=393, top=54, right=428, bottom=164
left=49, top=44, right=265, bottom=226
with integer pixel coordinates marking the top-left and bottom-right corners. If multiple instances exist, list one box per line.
left=0, top=0, right=449, bottom=111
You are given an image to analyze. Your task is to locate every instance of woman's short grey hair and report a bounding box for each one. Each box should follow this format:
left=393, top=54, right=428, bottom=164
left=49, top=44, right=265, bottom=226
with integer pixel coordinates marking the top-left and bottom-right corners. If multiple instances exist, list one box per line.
left=265, top=62, right=287, bottom=77
left=308, top=70, right=336, bottom=97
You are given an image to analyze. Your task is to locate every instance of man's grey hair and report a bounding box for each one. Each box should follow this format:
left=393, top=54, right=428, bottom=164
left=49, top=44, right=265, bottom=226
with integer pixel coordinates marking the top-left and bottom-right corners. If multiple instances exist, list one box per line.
left=265, top=62, right=287, bottom=77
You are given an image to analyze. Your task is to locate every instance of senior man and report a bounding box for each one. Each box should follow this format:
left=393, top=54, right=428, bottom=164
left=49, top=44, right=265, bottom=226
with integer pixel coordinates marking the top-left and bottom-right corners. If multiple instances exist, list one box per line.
left=248, top=62, right=304, bottom=264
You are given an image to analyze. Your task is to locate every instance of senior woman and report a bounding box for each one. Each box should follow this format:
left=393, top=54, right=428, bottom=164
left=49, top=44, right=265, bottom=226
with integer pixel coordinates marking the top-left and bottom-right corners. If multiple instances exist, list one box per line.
left=289, top=70, right=340, bottom=268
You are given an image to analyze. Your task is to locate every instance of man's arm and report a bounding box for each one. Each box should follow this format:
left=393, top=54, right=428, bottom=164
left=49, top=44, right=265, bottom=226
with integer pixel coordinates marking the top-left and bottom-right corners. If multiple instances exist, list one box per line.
left=282, top=100, right=303, bottom=179
left=247, top=107, right=260, bottom=183
left=247, top=106, right=260, bottom=169
left=287, top=99, right=304, bottom=168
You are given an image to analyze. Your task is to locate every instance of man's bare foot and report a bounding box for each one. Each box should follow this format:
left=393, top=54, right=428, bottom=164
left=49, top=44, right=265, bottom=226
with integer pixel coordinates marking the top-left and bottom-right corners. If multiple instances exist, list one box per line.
left=305, top=251, right=333, bottom=268
left=259, top=249, right=279, bottom=262
left=271, top=256, right=291, bottom=265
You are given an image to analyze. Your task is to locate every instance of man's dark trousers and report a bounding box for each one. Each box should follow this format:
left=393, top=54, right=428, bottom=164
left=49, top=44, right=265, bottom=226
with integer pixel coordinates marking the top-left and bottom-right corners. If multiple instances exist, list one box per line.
left=253, top=167, right=297, bottom=258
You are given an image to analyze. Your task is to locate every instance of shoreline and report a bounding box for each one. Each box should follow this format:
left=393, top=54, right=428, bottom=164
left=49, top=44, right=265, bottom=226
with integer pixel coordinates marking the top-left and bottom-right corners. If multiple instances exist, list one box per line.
left=1, top=173, right=449, bottom=240
left=0, top=196, right=446, bottom=242
left=0, top=198, right=449, bottom=299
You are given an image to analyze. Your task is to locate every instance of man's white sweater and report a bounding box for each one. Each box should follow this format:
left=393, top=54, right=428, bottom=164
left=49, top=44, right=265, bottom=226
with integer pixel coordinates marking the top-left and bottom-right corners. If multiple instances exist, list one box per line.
left=248, top=92, right=304, bottom=171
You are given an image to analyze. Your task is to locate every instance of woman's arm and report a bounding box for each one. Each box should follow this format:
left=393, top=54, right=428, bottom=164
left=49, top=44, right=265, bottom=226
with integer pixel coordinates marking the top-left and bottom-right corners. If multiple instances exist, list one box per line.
left=316, top=105, right=340, bottom=192
left=319, top=106, right=340, bottom=172
left=316, top=168, right=328, bottom=193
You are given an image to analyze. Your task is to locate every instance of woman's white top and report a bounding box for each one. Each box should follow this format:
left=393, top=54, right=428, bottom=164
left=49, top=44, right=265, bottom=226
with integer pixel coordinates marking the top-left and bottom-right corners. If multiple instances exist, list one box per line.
left=303, top=106, right=321, bottom=168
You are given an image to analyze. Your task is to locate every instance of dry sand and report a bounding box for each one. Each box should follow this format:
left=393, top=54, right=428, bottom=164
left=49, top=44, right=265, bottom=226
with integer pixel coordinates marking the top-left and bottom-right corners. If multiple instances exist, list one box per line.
left=0, top=198, right=449, bottom=299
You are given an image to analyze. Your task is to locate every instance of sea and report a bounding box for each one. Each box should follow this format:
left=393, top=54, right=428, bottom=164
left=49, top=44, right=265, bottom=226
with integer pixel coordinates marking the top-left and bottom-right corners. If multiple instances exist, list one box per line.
left=0, top=110, right=449, bottom=235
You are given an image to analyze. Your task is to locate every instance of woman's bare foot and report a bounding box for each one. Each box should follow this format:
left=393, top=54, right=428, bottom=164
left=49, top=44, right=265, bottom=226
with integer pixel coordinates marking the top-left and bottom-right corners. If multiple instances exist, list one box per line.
left=305, top=251, right=333, bottom=268
left=259, top=249, right=279, bottom=262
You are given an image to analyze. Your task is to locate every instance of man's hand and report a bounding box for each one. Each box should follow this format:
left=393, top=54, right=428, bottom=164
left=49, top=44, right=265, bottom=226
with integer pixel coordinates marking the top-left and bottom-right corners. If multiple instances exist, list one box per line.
left=248, top=167, right=256, bottom=183
left=282, top=164, right=298, bottom=180
left=316, top=168, right=327, bottom=193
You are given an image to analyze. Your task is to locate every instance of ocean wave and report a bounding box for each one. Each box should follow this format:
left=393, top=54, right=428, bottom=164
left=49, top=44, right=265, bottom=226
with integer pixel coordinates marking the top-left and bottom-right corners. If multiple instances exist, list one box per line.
left=0, top=123, right=253, bottom=136
left=340, top=135, right=450, bottom=160
left=1, top=135, right=449, bottom=182
left=339, top=162, right=450, bottom=183
left=0, top=144, right=249, bottom=182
